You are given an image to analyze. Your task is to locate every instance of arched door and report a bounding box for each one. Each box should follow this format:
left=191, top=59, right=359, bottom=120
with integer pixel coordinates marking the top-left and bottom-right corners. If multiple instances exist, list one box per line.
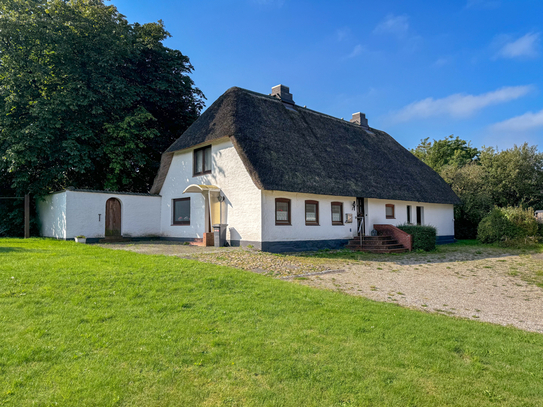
left=105, top=198, right=122, bottom=237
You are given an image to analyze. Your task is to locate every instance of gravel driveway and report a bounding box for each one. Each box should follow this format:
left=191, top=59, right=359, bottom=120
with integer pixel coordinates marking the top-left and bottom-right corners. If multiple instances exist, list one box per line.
left=300, top=252, right=543, bottom=334
left=96, top=241, right=543, bottom=334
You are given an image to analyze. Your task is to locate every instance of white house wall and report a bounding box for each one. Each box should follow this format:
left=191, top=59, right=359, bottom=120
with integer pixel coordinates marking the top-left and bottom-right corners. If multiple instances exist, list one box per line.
left=37, top=192, right=67, bottom=239
left=159, top=139, right=262, bottom=244
left=64, top=191, right=161, bottom=239
left=262, top=191, right=357, bottom=244
left=366, top=198, right=454, bottom=237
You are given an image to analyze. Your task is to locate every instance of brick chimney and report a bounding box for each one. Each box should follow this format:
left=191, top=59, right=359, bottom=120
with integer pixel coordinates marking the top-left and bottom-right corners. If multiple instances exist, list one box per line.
left=271, top=84, right=295, bottom=105
left=350, top=112, right=369, bottom=129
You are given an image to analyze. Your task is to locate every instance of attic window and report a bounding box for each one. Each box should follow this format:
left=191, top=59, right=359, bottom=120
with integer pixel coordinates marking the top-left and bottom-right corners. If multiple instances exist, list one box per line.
left=331, top=202, right=343, bottom=225
left=386, top=204, right=395, bottom=219
left=275, top=198, right=291, bottom=226
left=193, top=145, right=211, bottom=176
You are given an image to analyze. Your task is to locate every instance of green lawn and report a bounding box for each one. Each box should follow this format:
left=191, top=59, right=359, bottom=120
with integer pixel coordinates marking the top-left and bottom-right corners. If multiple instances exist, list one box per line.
left=1, top=239, right=542, bottom=406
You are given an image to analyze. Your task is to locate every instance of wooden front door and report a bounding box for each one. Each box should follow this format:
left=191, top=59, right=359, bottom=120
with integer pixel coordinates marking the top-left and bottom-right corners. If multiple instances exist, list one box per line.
left=105, top=198, right=121, bottom=237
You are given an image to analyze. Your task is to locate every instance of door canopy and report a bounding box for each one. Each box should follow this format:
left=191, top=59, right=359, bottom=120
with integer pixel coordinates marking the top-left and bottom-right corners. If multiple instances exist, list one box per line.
left=182, top=184, right=220, bottom=194
left=182, top=184, right=222, bottom=231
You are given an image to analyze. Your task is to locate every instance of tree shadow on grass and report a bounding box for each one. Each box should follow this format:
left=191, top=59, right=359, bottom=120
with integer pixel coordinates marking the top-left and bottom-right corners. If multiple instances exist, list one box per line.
left=0, top=247, right=37, bottom=253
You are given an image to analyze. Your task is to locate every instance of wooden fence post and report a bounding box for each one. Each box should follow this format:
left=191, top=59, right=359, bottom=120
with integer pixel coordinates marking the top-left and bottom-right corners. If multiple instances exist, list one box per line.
left=24, top=194, right=30, bottom=239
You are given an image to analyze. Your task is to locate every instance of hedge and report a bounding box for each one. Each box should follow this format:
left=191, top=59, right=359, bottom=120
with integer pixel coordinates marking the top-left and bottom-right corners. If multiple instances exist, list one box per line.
left=477, top=206, right=538, bottom=244
left=397, top=224, right=437, bottom=251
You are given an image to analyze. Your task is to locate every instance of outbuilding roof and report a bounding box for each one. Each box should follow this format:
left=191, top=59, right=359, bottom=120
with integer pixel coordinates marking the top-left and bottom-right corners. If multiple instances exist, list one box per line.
left=151, top=86, right=460, bottom=205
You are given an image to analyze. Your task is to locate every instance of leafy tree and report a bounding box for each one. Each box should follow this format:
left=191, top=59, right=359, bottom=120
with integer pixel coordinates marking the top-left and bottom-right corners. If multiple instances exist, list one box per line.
left=479, top=144, right=543, bottom=209
left=411, top=135, right=479, bottom=173
left=0, top=0, right=204, bottom=199
left=441, top=163, right=493, bottom=239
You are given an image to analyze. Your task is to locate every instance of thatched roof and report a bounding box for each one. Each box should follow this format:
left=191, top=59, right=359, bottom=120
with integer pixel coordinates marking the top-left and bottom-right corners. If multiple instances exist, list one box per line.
left=151, top=87, right=460, bottom=204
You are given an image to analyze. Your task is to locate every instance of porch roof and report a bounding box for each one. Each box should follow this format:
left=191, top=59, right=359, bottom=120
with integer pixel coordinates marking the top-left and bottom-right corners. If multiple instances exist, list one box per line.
left=183, top=184, right=220, bottom=194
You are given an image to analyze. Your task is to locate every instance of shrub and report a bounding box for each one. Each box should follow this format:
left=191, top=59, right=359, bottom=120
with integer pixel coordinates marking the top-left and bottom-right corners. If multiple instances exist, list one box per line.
left=397, top=224, right=437, bottom=251
left=477, top=206, right=538, bottom=244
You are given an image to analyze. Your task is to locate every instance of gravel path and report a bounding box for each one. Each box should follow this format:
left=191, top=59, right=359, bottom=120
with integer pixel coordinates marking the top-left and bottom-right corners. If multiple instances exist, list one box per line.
left=301, top=253, right=543, bottom=334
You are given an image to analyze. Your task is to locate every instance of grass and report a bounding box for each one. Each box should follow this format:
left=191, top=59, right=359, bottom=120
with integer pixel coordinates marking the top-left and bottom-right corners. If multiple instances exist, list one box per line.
left=1, top=239, right=543, bottom=406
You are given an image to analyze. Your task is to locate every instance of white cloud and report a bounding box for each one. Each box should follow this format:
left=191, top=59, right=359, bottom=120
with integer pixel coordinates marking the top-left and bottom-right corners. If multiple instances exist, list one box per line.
left=496, top=32, right=540, bottom=59
left=347, top=44, right=364, bottom=58
left=374, top=14, right=409, bottom=37
left=390, top=85, right=534, bottom=123
left=491, top=108, right=543, bottom=132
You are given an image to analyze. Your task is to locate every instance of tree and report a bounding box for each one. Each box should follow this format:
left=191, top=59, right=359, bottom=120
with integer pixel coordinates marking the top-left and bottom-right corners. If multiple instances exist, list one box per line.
left=0, top=0, right=204, bottom=199
left=479, top=144, right=543, bottom=209
left=411, top=135, right=479, bottom=173
left=412, top=136, right=543, bottom=239
left=440, top=163, right=493, bottom=239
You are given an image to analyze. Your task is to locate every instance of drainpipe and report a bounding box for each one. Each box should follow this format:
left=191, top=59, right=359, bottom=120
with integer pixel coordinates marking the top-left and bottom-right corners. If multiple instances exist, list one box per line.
left=208, top=190, right=212, bottom=233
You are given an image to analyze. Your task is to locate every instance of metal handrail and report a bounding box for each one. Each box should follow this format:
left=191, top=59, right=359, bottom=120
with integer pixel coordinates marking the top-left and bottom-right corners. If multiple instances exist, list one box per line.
left=357, top=216, right=364, bottom=241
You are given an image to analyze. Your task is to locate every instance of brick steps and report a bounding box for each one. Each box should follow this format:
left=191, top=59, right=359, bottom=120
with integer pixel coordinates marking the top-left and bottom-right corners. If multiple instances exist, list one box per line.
left=346, top=235, right=409, bottom=254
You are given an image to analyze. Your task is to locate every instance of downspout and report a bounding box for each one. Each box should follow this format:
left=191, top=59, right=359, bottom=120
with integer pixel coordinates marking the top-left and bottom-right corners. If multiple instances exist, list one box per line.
left=208, top=190, right=212, bottom=233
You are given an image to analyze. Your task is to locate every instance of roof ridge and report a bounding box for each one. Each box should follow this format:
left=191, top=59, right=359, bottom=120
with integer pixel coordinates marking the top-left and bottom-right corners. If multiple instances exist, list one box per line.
left=233, top=87, right=376, bottom=131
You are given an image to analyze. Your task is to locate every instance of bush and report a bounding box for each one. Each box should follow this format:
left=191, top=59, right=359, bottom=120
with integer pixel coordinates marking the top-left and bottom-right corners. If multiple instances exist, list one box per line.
left=397, top=224, right=437, bottom=251
left=538, top=221, right=543, bottom=238
left=477, top=206, right=538, bottom=244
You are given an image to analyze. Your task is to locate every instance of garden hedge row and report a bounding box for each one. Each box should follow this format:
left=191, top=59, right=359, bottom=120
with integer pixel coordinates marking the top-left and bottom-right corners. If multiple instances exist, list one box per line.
left=477, top=206, right=539, bottom=244
left=397, top=224, right=437, bottom=251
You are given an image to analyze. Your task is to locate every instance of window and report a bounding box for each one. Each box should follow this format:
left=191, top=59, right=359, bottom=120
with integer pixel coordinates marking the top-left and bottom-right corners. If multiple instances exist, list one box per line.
left=416, top=206, right=424, bottom=225
left=386, top=204, right=395, bottom=219
left=305, top=200, right=319, bottom=225
left=275, top=198, right=291, bottom=225
left=173, top=198, right=190, bottom=225
left=331, top=202, right=343, bottom=225
left=193, top=145, right=212, bottom=176
left=407, top=205, right=412, bottom=224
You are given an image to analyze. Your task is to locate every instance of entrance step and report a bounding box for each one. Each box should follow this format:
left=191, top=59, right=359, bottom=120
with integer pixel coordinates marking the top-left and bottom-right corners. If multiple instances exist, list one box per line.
left=346, top=235, right=409, bottom=253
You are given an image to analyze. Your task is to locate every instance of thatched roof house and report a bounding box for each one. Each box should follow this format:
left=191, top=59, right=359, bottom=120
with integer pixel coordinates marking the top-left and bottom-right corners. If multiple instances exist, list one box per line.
left=152, top=85, right=460, bottom=206
left=38, top=85, right=458, bottom=251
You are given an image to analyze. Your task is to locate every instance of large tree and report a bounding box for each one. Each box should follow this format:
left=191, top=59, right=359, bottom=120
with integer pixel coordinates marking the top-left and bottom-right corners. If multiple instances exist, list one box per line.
left=0, top=0, right=204, bottom=198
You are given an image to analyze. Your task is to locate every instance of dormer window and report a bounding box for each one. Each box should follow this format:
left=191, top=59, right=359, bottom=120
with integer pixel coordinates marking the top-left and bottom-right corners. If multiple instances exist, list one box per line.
left=193, top=145, right=212, bottom=176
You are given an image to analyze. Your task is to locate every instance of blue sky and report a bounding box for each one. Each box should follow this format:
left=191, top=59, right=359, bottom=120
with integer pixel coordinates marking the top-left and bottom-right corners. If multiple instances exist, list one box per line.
left=112, top=0, right=543, bottom=150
